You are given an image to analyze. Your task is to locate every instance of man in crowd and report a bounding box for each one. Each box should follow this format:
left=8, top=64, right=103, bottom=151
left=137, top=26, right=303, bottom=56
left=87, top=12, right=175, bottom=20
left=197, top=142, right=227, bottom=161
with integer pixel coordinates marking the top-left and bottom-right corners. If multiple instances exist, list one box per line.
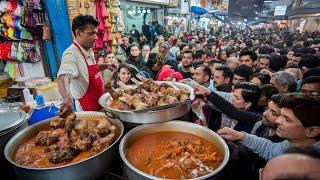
left=193, top=49, right=207, bottom=68
left=300, top=76, right=320, bottom=95
left=257, top=54, right=270, bottom=71
left=213, top=65, right=233, bottom=92
left=217, top=93, right=320, bottom=160
left=129, top=24, right=139, bottom=42
left=239, top=50, right=258, bottom=70
left=270, top=71, right=297, bottom=93
left=232, top=64, right=253, bottom=85
left=178, top=50, right=194, bottom=79
left=192, top=65, right=212, bottom=88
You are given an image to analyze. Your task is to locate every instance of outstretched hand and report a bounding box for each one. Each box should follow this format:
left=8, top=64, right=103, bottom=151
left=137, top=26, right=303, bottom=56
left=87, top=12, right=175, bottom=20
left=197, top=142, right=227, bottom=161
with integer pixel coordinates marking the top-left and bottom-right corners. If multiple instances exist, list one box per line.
left=194, top=84, right=211, bottom=96
left=59, top=95, right=73, bottom=118
left=217, top=127, right=245, bottom=141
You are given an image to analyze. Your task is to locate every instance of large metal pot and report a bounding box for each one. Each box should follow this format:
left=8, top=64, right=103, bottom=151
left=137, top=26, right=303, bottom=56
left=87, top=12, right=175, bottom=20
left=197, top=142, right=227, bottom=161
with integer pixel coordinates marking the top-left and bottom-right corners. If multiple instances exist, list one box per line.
left=119, top=121, right=230, bottom=180
left=4, top=112, right=124, bottom=180
left=99, top=82, right=195, bottom=124
left=0, top=108, right=29, bottom=178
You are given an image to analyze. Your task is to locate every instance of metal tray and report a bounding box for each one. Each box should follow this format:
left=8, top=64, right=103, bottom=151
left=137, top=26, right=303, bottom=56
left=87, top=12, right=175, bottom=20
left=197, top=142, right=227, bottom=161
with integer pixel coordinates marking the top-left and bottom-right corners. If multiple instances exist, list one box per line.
left=99, top=82, right=194, bottom=124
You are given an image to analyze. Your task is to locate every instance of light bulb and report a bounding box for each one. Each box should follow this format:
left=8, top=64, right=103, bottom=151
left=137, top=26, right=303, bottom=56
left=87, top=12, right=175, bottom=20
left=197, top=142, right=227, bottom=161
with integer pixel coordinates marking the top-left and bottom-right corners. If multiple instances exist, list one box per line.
left=142, top=9, right=146, bottom=13
left=138, top=10, right=141, bottom=13
left=147, top=9, right=150, bottom=13
left=133, top=10, right=136, bottom=14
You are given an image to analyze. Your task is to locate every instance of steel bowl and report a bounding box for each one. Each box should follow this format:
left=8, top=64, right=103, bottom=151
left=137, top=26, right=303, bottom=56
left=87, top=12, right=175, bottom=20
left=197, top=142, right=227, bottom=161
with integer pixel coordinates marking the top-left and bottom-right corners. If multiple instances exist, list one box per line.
left=99, top=82, right=194, bottom=124
left=119, top=121, right=230, bottom=180
left=4, top=112, right=124, bottom=180
left=0, top=108, right=29, bottom=178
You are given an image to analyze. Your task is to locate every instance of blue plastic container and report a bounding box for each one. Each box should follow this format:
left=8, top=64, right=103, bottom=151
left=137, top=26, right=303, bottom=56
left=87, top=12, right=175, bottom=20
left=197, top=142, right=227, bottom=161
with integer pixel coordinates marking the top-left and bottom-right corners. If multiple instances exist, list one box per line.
left=29, top=104, right=59, bottom=125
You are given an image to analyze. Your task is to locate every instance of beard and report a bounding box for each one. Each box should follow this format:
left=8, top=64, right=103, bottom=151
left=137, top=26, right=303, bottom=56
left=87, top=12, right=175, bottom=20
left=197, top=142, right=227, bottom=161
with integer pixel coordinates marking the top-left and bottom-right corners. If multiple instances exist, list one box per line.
left=262, top=116, right=277, bottom=129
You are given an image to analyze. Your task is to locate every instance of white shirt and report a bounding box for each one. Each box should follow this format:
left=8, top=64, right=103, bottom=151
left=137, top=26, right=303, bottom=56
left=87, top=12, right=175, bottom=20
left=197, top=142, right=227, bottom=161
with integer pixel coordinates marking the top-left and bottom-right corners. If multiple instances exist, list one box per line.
left=57, top=41, right=96, bottom=110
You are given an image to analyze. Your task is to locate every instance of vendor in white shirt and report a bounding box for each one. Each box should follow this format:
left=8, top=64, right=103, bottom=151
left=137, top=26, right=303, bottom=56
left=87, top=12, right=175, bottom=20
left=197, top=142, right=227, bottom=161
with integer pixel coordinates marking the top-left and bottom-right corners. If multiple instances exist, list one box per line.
left=57, top=15, right=116, bottom=116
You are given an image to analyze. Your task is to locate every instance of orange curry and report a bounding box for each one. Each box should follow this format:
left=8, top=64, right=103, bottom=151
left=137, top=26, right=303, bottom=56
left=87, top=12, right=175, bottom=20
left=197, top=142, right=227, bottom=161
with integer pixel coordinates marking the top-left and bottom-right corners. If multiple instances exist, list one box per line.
left=14, top=113, right=119, bottom=168
left=126, top=131, right=223, bottom=179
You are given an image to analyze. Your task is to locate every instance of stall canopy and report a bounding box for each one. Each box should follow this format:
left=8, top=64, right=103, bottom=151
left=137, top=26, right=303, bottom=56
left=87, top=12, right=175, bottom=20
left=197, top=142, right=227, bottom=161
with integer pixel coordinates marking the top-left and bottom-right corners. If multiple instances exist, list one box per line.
left=191, top=6, right=208, bottom=15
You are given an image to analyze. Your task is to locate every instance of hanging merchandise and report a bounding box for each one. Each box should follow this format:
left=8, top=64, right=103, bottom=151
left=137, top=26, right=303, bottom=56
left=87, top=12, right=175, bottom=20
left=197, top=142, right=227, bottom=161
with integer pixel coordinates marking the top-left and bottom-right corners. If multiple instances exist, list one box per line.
left=94, top=0, right=124, bottom=56
left=0, top=0, right=45, bottom=63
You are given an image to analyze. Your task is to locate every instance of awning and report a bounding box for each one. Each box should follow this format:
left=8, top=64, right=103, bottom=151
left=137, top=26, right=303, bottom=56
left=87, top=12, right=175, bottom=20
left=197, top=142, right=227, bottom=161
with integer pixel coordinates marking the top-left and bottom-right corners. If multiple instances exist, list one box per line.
left=191, top=6, right=208, bottom=15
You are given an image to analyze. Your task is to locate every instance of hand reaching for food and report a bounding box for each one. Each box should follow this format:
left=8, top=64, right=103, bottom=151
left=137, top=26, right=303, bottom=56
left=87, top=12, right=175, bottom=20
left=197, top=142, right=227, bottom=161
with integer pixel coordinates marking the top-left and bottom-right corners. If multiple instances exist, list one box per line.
left=217, top=127, right=245, bottom=141
left=194, top=84, right=211, bottom=97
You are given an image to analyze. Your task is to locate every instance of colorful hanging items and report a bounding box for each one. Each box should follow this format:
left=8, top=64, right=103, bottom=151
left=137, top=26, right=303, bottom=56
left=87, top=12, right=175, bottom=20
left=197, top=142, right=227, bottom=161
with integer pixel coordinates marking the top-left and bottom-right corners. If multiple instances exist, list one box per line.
left=94, top=0, right=124, bottom=56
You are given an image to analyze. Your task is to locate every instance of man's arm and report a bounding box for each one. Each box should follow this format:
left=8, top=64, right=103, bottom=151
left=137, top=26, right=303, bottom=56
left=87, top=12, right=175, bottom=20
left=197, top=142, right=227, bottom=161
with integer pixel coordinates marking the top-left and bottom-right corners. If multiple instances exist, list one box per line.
left=57, top=75, right=73, bottom=117
left=217, top=127, right=289, bottom=160
left=207, top=90, right=262, bottom=125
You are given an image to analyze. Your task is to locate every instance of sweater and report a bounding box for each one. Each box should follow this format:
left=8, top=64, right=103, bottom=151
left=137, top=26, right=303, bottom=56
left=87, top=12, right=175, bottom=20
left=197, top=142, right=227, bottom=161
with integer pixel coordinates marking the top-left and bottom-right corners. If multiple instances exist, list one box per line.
left=240, top=133, right=320, bottom=160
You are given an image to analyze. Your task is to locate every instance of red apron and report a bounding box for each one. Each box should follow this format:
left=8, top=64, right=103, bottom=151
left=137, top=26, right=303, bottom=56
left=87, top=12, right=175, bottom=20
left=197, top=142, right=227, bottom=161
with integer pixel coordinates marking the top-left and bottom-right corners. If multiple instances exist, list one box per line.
left=74, top=43, right=105, bottom=111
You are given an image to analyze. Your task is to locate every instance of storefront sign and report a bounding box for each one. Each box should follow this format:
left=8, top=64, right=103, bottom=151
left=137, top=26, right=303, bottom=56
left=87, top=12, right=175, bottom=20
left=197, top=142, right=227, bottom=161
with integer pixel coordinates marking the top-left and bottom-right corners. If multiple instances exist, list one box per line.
left=129, top=0, right=169, bottom=5
left=274, top=6, right=287, bottom=16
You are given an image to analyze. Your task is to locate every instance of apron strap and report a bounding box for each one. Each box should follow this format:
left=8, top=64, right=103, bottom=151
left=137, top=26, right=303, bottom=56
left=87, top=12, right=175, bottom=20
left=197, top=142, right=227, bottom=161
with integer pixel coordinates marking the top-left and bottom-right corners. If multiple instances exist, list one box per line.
left=73, top=42, right=91, bottom=67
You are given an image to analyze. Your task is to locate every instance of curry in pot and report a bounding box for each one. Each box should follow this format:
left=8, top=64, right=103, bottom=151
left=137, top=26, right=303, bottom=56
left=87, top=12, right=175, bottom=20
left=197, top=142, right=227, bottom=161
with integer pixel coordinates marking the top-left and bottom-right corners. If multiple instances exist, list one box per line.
left=126, top=131, right=223, bottom=179
left=14, top=113, right=120, bottom=168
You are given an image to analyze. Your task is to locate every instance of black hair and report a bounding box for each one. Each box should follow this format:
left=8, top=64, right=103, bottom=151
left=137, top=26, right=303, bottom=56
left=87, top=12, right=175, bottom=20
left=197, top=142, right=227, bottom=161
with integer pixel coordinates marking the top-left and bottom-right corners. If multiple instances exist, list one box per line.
left=72, top=14, right=99, bottom=36
left=269, top=53, right=287, bottom=72
left=258, top=46, right=270, bottom=54
left=298, top=55, right=320, bottom=69
left=194, top=49, right=206, bottom=59
left=179, top=43, right=188, bottom=51
left=261, top=84, right=279, bottom=102
left=183, top=50, right=194, bottom=59
left=270, top=93, right=285, bottom=106
left=301, top=76, right=320, bottom=86
left=146, top=53, right=164, bottom=68
left=200, top=65, right=212, bottom=80
left=215, top=65, right=233, bottom=81
left=253, top=73, right=271, bottom=85
left=279, top=93, right=320, bottom=127
left=176, top=54, right=183, bottom=62
left=303, top=67, right=320, bottom=79
left=239, top=50, right=257, bottom=61
left=234, top=82, right=262, bottom=106
left=233, top=64, right=253, bottom=81
left=165, top=60, right=178, bottom=71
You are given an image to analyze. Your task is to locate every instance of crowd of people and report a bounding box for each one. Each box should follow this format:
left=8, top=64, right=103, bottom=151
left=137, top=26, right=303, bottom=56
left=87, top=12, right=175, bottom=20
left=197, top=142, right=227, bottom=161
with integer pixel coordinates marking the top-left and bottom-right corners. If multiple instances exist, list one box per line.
left=102, top=24, right=320, bottom=179
left=58, top=15, right=320, bottom=180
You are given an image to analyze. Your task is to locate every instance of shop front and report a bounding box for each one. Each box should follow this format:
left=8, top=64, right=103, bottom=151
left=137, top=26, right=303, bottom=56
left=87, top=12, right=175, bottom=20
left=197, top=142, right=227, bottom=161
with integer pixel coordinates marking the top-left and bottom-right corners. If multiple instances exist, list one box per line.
left=120, top=0, right=169, bottom=33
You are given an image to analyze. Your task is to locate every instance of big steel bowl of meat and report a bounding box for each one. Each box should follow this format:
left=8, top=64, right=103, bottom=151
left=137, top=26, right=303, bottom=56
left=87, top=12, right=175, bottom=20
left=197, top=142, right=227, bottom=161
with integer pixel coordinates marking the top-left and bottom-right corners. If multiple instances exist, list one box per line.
left=4, top=112, right=124, bottom=180
left=119, top=121, right=230, bottom=180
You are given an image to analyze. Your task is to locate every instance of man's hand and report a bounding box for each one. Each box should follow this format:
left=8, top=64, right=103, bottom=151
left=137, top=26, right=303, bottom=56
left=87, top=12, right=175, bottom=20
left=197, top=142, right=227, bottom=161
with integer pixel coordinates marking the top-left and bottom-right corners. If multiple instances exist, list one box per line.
left=59, top=95, right=73, bottom=118
left=99, top=63, right=117, bottom=72
left=180, top=78, right=199, bottom=89
left=194, top=84, right=211, bottom=96
left=217, top=127, right=245, bottom=141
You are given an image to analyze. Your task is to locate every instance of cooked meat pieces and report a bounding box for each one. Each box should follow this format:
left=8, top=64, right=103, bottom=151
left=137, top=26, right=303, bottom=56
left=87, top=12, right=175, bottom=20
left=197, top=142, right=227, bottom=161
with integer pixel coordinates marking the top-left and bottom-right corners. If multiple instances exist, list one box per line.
left=95, top=118, right=111, bottom=137
left=65, top=113, right=76, bottom=134
left=35, top=129, right=63, bottom=146
left=143, top=92, right=161, bottom=107
left=49, top=147, right=80, bottom=164
left=105, top=81, right=124, bottom=99
left=50, top=117, right=65, bottom=129
left=107, top=75, right=190, bottom=110
left=74, top=119, right=88, bottom=134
